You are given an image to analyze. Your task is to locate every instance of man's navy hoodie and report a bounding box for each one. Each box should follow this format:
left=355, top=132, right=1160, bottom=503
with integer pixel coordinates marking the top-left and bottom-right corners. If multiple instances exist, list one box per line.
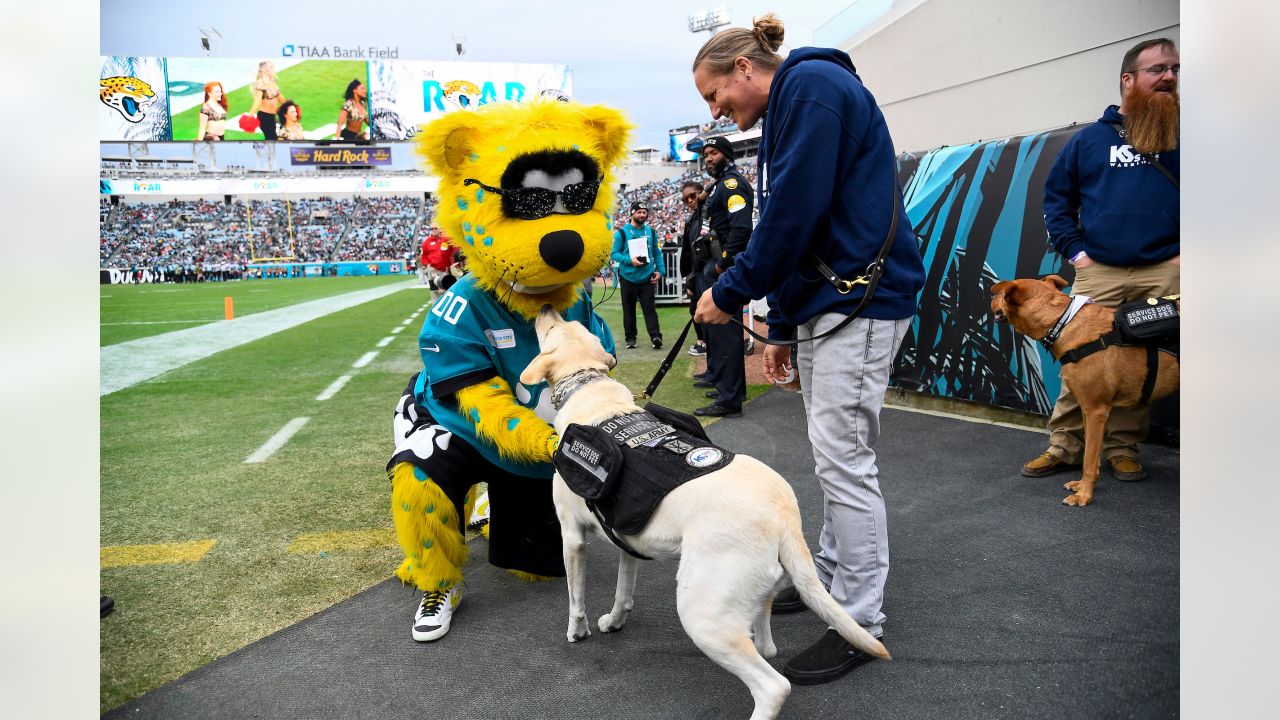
left=1044, top=105, right=1180, bottom=265
left=711, top=47, right=924, bottom=340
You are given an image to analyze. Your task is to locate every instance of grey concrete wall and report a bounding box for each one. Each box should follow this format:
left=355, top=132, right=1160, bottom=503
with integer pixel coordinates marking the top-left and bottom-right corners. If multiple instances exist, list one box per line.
left=834, top=0, right=1179, bottom=152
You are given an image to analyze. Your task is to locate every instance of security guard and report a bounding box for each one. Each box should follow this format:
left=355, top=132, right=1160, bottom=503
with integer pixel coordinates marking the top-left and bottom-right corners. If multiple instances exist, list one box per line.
left=695, top=135, right=753, bottom=418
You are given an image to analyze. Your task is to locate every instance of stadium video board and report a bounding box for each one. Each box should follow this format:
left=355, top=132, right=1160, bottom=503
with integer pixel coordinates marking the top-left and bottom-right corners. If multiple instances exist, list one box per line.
left=100, top=56, right=573, bottom=143
left=668, top=125, right=700, bottom=162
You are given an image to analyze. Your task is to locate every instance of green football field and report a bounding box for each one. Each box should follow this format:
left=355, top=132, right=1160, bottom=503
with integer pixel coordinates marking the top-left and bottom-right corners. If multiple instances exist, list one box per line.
left=100, top=277, right=767, bottom=712
left=100, top=275, right=409, bottom=346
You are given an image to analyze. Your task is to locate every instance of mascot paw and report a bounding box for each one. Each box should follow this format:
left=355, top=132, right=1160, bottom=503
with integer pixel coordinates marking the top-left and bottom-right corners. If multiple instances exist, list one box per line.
left=507, top=569, right=557, bottom=583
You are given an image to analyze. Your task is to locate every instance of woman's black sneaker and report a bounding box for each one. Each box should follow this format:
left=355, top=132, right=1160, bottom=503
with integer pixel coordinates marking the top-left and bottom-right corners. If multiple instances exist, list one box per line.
left=782, top=629, right=884, bottom=685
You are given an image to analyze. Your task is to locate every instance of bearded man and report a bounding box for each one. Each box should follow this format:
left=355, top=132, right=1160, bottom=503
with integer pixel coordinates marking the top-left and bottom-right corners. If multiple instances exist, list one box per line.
left=1021, top=37, right=1181, bottom=483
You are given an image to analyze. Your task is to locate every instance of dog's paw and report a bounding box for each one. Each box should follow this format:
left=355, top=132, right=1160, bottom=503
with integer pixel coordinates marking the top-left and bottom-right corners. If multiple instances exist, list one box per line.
left=598, top=611, right=628, bottom=633
left=1062, top=493, right=1093, bottom=507
left=1064, top=480, right=1082, bottom=491
left=568, top=616, right=592, bottom=642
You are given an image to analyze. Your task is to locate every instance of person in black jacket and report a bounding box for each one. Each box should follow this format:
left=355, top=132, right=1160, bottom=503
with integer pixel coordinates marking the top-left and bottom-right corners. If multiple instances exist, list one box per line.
left=679, top=180, right=710, bottom=357
left=694, top=135, right=752, bottom=418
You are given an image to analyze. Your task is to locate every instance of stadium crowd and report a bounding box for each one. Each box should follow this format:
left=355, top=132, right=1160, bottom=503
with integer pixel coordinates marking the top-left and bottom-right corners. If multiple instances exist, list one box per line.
left=99, top=195, right=437, bottom=280
left=612, top=159, right=759, bottom=244
left=99, top=156, right=752, bottom=283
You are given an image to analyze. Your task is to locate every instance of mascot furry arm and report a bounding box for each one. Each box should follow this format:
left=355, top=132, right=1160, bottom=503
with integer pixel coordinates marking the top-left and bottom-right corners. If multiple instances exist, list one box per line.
left=455, top=376, right=559, bottom=463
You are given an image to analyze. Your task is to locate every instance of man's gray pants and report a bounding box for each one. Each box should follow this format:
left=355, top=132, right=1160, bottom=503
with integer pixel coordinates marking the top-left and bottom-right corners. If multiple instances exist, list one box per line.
left=796, top=313, right=910, bottom=639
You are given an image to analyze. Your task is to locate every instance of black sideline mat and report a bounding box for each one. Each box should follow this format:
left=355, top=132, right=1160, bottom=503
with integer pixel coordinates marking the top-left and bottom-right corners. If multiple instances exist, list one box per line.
left=105, top=388, right=1177, bottom=720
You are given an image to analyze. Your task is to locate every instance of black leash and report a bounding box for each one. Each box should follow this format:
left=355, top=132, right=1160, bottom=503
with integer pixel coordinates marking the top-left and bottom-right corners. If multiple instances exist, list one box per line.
left=634, top=316, right=697, bottom=401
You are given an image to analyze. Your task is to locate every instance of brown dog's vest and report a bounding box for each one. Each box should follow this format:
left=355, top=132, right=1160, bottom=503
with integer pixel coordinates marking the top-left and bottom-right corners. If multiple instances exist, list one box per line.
left=1058, top=297, right=1179, bottom=403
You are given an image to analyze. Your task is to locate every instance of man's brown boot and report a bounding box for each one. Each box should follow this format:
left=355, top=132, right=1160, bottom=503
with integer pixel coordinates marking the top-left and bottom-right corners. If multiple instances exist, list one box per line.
left=1107, top=455, right=1147, bottom=482
left=1020, top=450, right=1077, bottom=478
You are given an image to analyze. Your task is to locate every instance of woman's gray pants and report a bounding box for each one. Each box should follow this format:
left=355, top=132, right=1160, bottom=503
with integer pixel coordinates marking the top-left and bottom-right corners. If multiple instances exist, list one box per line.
left=796, top=313, right=911, bottom=638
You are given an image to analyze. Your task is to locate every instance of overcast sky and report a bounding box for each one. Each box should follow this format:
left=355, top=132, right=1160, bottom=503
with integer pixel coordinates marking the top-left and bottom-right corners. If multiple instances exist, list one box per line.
left=101, top=0, right=858, bottom=159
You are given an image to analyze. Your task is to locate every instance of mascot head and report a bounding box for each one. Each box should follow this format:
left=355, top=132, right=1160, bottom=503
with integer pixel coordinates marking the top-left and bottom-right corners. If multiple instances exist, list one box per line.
left=418, top=101, right=632, bottom=319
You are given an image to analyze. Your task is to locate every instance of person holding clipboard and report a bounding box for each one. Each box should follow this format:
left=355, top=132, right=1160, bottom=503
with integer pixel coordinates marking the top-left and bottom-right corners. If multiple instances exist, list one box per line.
left=610, top=201, right=664, bottom=349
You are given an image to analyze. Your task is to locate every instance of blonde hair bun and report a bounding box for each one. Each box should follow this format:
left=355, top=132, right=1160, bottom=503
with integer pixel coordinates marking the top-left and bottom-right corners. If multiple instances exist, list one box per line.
left=753, top=13, right=785, bottom=53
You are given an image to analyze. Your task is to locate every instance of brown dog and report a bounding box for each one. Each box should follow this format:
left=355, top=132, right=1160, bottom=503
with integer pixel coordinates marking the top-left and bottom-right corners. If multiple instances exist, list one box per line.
left=990, top=275, right=1179, bottom=506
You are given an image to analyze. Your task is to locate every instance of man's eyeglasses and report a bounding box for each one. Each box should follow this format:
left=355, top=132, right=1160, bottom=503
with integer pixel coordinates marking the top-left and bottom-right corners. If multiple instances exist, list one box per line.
left=463, top=177, right=604, bottom=220
left=682, top=193, right=699, bottom=203
left=1133, top=64, right=1180, bottom=77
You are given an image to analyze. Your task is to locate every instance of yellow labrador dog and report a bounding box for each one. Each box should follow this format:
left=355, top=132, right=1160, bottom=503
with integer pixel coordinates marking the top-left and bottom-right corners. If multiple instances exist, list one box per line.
left=519, top=308, right=889, bottom=720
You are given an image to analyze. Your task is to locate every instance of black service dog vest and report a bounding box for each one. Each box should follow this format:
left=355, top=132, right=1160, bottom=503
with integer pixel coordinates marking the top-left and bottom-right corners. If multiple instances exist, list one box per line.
left=1059, top=297, right=1179, bottom=404
left=553, top=403, right=734, bottom=551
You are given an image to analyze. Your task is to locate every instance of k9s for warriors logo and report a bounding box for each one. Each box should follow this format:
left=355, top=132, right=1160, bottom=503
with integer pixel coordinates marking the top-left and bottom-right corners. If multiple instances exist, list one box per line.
left=1109, top=144, right=1156, bottom=168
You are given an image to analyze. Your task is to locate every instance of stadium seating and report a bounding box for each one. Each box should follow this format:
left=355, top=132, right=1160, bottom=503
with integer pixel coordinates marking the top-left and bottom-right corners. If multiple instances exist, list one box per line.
left=99, top=195, right=441, bottom=279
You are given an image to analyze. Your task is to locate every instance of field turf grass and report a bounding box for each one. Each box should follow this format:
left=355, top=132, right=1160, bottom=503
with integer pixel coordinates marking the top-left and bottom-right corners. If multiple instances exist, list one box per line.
left=101, top=275, right=408, bottom=346
left=100, top=277, right=768, bottom=712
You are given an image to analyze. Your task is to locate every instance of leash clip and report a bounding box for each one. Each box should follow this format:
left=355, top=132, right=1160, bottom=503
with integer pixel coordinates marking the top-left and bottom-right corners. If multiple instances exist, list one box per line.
left=836, top=262, right=880, bottom=295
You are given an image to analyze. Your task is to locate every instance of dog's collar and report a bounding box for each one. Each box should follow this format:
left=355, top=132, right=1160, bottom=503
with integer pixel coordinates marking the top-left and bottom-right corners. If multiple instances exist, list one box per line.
left=550, top=368, right=611, bottom=410
left=1041, top=295, right=1094, bottom=350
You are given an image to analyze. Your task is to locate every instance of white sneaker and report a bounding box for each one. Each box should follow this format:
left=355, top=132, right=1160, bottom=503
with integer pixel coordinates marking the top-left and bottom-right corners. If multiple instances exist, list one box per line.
left=412, top=584, right=462, bottom=642
left=467, top=490, right=490, bottom=531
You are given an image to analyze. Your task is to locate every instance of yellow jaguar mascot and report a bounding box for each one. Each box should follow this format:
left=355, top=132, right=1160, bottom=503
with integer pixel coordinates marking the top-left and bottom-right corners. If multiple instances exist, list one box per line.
left=388, top=100, right=630, bottom=641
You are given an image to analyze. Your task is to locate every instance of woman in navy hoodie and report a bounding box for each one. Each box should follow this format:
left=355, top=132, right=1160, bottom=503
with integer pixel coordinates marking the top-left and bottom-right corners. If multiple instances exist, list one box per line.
left=692, top=13, right=925, bottom=685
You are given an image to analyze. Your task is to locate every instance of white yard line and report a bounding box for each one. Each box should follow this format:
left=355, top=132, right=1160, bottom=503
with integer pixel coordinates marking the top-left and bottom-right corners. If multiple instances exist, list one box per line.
left=399, top=318, right=414, bottom=326
left=352, top=351, right=379, bottom=368
left=390, top=325, right=405, bottom=334
left=316, top=375, right=352, bottom=401
left=101, top=280, right=414, bottom=396
left=102, top=320, right=216, bottom=326
left=245, top=417, right=310, bottom=463
left=376, top=336, right=395, bottom=348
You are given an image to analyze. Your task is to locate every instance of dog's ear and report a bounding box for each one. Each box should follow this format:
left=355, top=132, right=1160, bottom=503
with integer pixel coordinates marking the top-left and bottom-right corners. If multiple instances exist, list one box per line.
left=1043, top=274, right=1069, bottom=290
left=991, top=280, right=1022, bottom=306
left=416, top=112, right=480, bottom=177
left=519, top=353, right=552, bottom=386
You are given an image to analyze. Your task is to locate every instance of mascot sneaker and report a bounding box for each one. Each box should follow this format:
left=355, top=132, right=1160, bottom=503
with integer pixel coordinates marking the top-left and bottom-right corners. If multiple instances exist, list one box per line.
left=467, top=490, right=491, bottom=531
left=413, top=584, right=462, bottom=642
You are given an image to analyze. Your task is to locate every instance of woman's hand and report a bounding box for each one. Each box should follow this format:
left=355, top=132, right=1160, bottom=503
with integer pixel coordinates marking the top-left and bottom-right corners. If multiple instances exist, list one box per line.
left=694, top=288, right=730, bottom=324
left=762, top=344, right=792, bottom=384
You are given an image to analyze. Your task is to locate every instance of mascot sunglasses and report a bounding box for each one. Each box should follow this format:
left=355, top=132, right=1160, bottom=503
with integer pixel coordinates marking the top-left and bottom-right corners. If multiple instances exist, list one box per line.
left=463, top=176, right=604, bottom=220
